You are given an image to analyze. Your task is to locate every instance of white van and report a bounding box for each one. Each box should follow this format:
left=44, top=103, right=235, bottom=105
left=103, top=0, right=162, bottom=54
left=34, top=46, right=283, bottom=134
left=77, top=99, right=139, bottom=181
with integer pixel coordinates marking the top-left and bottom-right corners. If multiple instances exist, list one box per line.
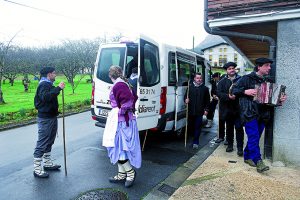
left=91, top=35, right=210, bottom=133
left=91, top=35, right=161, bottom=131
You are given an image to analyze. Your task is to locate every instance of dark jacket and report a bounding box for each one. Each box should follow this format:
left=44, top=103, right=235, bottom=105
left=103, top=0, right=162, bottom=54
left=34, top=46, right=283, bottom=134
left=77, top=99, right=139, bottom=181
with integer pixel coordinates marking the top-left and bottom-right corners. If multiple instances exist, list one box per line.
left=34, top=81, right=61, bottom=118
left=185, top=82, right=210, bottom=116
left=217, top=74, right=241, bottom=120
left=232, top=71, right=272, bottom=124
left=210, top=79, right=217, bottom=97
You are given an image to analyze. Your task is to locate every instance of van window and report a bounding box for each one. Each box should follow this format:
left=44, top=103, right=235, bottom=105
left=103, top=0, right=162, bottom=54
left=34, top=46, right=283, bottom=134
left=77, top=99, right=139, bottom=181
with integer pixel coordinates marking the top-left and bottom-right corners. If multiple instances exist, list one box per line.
left=196, top=57, right=206, bottom=84
left=96, top=47, right=125, bottom=84
left=140, top=40, right=160, bottom=87
left=177, top=52, right=196, bottom=86
left=168, top=52, right=176, bottom=86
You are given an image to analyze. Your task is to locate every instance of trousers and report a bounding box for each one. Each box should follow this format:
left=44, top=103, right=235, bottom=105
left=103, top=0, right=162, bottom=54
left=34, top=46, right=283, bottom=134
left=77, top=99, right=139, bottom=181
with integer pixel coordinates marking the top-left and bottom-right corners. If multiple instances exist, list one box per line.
left=244, top=119, right=265, bottom=164
left=33, top=117, right=58, bottom=158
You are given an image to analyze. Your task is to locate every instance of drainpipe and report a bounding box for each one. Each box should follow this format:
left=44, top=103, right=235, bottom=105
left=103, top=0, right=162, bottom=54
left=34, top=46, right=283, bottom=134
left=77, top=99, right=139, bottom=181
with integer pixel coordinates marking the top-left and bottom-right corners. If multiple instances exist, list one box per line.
left=204, top=0, right=276, bottom=61
left=204, top=0, right=276, bottom=159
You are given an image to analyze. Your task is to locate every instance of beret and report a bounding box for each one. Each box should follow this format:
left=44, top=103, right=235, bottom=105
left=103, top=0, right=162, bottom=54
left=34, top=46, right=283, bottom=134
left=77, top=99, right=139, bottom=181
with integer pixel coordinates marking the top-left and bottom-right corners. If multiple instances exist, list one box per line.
left=223, top=62, right=237, bottom=69
left=255, top=57, right=273, bottom=66
left=40, top=67, right=55, bottom=77
left=212, top=72, right=221, bottom=78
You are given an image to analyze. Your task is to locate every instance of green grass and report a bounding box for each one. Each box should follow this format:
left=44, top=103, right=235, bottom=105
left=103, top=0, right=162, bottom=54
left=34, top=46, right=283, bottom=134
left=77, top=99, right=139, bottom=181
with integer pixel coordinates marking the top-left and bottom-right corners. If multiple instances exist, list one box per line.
left=0, top=75, right=92, bottom=126
left=1, top=75, right=92, bottom=113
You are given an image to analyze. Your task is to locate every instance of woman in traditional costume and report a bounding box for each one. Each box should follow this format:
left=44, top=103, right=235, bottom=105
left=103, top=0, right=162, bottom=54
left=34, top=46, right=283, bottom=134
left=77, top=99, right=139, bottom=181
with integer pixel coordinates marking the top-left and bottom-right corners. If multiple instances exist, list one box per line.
left=105, top=65, right=141, bottom=188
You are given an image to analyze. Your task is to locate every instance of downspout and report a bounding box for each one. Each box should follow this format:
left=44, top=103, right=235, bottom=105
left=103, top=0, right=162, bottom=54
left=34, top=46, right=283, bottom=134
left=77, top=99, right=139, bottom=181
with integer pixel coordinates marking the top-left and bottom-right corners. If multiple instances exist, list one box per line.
left=204, top=0, right=276, bottom=61
left=204, top=0, right=276, bottom=160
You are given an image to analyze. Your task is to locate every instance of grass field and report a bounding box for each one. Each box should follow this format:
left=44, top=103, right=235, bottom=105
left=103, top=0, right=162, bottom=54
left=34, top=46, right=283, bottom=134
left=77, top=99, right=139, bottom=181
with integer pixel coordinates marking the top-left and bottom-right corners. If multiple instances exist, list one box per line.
left=1, top=75, right=92, bottom=114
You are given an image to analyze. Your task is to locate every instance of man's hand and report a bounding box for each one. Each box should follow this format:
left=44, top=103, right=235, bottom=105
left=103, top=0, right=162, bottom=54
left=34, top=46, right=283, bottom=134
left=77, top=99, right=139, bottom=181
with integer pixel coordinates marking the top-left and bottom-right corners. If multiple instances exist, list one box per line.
left=185, top=98, right=189, bottom=104
left=204, top=111, right=208, bottom=116
left=213, top=95, right=219, bottom=100
left=229, top=94, right=236, bottom=100
left=244, top=89, right=257, bottom=97
left=59, top=82, right=65, bottom=89
left=278, top=94, right=287, bottom=105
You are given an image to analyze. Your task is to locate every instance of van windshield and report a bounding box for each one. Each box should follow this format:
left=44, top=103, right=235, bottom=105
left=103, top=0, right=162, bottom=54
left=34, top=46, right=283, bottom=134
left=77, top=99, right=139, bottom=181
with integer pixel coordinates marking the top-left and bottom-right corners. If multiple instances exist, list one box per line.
left=96, top=47, right=125, bottom=84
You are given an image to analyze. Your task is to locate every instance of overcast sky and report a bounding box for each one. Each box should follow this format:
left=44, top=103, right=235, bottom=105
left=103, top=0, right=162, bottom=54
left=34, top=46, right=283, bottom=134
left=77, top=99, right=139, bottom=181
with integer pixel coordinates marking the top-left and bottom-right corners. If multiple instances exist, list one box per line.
left=0, top=0, right=208, bottom=49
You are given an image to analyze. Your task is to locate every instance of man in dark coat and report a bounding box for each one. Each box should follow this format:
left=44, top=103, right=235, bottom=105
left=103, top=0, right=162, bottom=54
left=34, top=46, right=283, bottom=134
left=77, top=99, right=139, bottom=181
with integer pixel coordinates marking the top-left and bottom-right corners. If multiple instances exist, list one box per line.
left=205, top=72, right=221, bottom=128
left=232, top=58, right=287, bottom=173
left=33, top=67, right=65, bottom=178
left=217, top=62, right=244, bottom=156
left=185, top=73, right=210, bottom=149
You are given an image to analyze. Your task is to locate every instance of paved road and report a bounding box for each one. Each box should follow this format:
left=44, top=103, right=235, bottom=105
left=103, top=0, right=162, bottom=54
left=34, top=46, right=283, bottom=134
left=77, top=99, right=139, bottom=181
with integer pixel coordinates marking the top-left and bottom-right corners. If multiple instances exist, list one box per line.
left=0, top=112, right=216, bottom=200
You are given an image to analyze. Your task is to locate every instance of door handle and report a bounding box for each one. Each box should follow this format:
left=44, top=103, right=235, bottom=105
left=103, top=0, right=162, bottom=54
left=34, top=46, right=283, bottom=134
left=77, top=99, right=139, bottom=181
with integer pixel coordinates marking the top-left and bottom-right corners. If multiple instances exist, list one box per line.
left=140, top=98, right=148, bottom=101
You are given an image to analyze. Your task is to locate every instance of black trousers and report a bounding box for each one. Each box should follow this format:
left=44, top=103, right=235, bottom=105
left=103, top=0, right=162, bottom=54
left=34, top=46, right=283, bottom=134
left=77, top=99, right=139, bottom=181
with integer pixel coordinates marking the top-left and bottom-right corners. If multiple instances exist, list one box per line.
left=225, top=117, right=244, bottom=149
left=207, top=99, right=218, bottom=120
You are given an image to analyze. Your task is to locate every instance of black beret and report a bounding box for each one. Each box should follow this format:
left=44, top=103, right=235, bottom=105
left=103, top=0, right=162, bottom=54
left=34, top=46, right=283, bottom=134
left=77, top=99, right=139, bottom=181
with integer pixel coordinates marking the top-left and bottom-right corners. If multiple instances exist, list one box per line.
left=40, top=67, right=55, bottom=77
left=223, top=62, right=237, bottom=70
left=212, top=72, right=221, bottom=78
left=255, top=57, right=273, bottom=66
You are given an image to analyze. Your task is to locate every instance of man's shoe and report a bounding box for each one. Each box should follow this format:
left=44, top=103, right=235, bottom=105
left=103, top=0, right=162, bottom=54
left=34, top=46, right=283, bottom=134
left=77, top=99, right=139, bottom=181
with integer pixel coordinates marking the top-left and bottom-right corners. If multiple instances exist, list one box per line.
left=192, top=144, right=199, bottom=149
left=237, top=148, right=243, bottom=157
left=33, top=171, right=49, bottom=178
left=34, top=157, right=49, bottom=178
left=215, top=138, right=224, bottom=143
left=226, top=146, right=233, bottom=152
left=256, top=160, right=270, bottom=173
left=43, top=152, right=61, bottom=171
left=244, top=159, right=256, bottom=167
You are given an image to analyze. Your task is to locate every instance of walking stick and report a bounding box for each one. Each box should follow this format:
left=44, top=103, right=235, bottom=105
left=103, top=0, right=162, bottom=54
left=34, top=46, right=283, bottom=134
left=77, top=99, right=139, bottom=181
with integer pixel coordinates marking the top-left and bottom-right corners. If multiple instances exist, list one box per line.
left=184, top=80, right=190, bottom=148
left=62, top=89, right=67, bottom=176
left=142, top=130, right=148, bottom=151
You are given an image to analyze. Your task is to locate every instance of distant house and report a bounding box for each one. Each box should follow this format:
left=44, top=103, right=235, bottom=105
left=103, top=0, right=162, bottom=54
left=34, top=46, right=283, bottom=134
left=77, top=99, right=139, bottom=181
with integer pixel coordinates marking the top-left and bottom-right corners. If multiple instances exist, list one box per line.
left=194, top=35, right=249, bottom=73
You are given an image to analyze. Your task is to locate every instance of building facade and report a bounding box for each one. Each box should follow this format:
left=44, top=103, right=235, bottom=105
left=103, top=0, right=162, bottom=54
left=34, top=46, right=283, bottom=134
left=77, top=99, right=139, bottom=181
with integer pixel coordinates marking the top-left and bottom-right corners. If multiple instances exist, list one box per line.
left=205, top=0, right=300, bottom=165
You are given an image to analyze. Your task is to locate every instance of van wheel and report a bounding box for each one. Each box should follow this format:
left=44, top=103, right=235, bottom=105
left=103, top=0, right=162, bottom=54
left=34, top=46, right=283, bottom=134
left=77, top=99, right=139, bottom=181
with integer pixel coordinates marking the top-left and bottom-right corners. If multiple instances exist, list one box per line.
left=174, top=127, right=185, bottom=138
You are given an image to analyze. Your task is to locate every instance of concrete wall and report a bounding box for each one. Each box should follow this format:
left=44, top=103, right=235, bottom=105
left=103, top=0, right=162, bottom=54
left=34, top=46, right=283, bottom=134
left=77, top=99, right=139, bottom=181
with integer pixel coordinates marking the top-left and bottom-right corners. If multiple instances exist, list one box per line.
left=274, top=18, right=300, bottom=166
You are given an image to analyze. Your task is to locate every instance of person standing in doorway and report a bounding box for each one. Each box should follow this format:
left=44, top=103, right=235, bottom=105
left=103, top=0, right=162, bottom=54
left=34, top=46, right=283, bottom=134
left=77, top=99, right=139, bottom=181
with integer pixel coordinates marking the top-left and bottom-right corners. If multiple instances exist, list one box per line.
left=217, top=62, right=244, bottom=156
left=33, top=67, right=65, bottom=178
left=205, top=72, right=221, bottom=128
left=106, top=65, right=141, bottom=188
left=232, top=58, right=287, bottom=172
left=185, top=73, right=210, bottom=149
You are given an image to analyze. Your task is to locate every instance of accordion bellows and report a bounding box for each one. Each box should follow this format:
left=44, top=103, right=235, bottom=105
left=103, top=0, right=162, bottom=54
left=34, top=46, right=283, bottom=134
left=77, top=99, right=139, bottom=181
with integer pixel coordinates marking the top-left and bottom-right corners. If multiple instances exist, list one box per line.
left=253, top=82, right=286, bottom=106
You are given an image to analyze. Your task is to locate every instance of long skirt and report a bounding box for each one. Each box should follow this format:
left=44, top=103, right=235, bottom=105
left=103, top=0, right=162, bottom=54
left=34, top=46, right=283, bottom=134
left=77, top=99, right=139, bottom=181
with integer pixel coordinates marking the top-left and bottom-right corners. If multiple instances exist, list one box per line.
left=107, top=119, right=142, bottom=168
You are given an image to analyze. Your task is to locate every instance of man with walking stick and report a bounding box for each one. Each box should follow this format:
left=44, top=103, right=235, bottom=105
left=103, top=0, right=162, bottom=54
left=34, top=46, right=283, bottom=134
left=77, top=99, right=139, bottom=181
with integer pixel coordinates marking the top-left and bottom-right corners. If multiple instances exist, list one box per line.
left=33, top=66, right=65, bottom=178
left=184, top=73, right=210, bottom=149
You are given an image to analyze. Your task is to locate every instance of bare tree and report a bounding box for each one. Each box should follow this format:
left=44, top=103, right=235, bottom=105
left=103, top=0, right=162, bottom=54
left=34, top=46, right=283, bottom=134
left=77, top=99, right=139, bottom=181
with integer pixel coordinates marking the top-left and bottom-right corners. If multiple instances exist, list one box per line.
left=0, top=33, right=19, bottom=104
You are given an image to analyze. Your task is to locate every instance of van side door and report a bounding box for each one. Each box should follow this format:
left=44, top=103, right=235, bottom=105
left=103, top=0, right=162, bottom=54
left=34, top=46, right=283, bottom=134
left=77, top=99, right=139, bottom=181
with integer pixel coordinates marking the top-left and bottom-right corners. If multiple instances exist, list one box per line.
left=136, top=38, right=161, bottom=130
left=174, top=52, right=196, bottom=131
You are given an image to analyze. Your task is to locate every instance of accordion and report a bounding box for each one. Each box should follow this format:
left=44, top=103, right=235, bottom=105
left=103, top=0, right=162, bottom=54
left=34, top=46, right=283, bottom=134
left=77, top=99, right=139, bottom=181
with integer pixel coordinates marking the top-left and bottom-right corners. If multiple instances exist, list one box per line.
left=253, top=82, right=286, bottom=106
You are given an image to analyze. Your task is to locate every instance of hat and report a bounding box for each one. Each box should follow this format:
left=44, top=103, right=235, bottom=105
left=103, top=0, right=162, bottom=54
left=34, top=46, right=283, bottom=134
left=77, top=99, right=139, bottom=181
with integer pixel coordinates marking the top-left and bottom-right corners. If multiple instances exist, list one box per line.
left=255, top=57, right=273, bottom=66
left=212, top=72, right=221, bottom=78
left=40, top=67, right=55, bottom=77
left=223, top=62, right=237, bottom=70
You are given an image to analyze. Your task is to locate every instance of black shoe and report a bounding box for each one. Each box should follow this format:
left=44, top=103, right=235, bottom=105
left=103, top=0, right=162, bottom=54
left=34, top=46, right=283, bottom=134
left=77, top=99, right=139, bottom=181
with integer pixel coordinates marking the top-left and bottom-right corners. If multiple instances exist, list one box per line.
left=237, top=148, right=243, bottom=157
left=109, top=173, right=126, bottom=183
left=226, top=146, right=233, bottom=152
left=224, top=140, right=228, bottom=145
left=215, top=138, right=224, bottom=143
left=43, top=164, right=61, bottom=171
left=33, top=171, right=49, bottom=178
left=125, top=169, right=136, bottom=188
